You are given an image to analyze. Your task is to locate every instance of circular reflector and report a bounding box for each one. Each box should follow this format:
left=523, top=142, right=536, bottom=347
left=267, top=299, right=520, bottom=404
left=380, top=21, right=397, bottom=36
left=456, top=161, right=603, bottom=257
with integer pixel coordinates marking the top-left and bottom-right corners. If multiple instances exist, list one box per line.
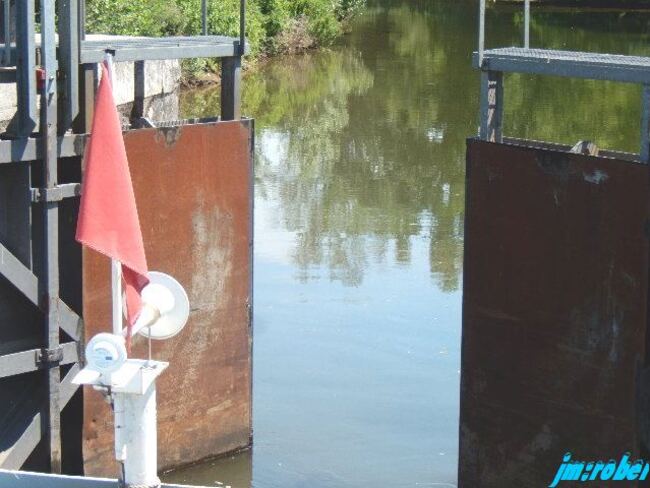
left=138, top=271, right=190, bottom=340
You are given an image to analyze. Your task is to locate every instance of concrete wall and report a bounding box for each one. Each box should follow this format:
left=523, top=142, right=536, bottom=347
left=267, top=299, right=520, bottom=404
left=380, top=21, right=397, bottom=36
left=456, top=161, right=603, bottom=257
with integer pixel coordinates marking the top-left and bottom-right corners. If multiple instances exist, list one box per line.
left=0, top=43, right=182, bottom=131
left=104, top=55, right=182, bottom=125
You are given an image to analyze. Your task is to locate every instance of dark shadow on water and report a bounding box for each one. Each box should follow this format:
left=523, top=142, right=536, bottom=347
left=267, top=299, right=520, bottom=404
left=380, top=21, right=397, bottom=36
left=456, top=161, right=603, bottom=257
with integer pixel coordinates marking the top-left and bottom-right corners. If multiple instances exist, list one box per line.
left=163, top=450, right=252, bottom=487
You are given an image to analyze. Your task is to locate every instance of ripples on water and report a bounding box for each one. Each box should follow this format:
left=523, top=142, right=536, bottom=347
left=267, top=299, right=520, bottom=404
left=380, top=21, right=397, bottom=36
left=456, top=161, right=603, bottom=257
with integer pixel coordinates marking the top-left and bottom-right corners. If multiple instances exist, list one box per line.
left=165, top=1, right=650, bottom=486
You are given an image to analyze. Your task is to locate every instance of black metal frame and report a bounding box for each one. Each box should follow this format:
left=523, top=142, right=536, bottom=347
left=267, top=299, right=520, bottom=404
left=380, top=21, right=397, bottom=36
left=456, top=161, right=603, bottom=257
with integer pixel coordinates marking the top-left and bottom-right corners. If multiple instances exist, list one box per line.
left=0, top=0, right=246, bottom=472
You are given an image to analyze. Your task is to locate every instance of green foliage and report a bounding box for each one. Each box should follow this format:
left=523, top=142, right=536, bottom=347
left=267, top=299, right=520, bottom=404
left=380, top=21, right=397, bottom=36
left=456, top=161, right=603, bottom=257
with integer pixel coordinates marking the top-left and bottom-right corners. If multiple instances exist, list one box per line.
left=257, top=0, right=292, bottom=38
left=289, top=0, right=340, bottom=44
left=85, top=0, right=186, bottom=37
left=335, top=0, right=365, bottom=21
left=85, top=0, right=364, bottom=57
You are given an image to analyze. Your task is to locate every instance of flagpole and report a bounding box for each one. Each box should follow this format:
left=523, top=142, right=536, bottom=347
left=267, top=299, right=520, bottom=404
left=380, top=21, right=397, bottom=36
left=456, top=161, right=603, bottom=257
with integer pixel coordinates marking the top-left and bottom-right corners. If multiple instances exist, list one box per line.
left=102, top=51, right=130, bottom=478
left=104, top=51, right=123, bottom=337
left=111, top=260, right=123, bottom=335
left=75, top=44, right=188, bottom=487
left=76, top=49, right=177, bottom=488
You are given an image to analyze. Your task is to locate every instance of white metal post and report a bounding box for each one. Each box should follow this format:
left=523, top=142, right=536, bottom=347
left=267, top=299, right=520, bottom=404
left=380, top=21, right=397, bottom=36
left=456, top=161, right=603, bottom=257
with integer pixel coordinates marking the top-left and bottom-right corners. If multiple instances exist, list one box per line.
left=114, top=384, right=160, bottom=488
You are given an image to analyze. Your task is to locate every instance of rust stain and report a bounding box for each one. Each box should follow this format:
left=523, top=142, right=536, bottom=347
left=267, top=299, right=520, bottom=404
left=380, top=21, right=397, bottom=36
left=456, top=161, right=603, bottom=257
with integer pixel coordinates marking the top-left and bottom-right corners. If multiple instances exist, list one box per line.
left=81, top=120, right=253, bottom=476
left=154, top=126, right=183, bottom=148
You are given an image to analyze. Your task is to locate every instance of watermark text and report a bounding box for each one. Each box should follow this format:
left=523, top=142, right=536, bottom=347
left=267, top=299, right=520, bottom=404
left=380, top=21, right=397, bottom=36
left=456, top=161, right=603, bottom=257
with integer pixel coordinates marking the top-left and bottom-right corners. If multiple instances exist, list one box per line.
left=550, top=452, right=650, bottom=487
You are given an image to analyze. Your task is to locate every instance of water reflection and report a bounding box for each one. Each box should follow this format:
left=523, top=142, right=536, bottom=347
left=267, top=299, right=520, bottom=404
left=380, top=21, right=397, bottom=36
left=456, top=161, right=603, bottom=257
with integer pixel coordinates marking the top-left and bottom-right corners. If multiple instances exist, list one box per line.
left=183, top=5, right=475, bottom=291
left=181, top=1, right=650, bottom=292
left=164, top=451, right=253, bottom=487
left=171, top=1, right=650, bottom=487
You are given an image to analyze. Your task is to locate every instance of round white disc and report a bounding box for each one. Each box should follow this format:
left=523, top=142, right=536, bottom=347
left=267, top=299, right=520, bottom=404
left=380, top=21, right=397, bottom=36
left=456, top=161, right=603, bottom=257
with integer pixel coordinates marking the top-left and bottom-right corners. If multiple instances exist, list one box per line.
left=138, top=271, right=190, bottom=340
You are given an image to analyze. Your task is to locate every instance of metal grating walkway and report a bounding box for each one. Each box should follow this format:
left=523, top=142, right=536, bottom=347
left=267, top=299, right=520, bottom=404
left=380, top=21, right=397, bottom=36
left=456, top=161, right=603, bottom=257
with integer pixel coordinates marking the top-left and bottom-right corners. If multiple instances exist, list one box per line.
left=0, top=35, right=246, bottom=66
left=474, top=47, right=650, bottom=84
left=80, top=35, right=246, bottom=63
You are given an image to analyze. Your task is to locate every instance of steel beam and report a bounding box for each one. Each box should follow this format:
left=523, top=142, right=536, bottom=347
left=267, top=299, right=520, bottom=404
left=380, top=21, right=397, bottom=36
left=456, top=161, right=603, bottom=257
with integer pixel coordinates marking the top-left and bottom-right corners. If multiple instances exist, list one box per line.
left=0, top=68, right=16, bottom=83
left=473, top=48, right=650, bottom=85
left=39, top=0, right=62, bottom=473
left=0, top=349, right=45, bottom=377
left=1, top=0, right=11, bottom=66
left=79, top=0, right=86, bottom=40
left=58, top=0, right=80, bottom=133
left=0, top=0, right=254, bottom=474
left=202, top=0, right=208, bottom=35
left=14, top=0, right=37, bottom=137
left=78, top=63, right=98, bottom=133
left=57, top=299, right=83, bottom=342
left=59, top=364, right=81, bottom=408
left=80, top=36, right=245, bottom=63
left=0, top=164, right=32, bottom=268
left=0, top=342, right=80, bottom=379
left=0, top=242, right=39, bottom=306
left=479, top=70, right=503, bottom=142
left=31, top=184, right=82, bottom=203
left=240, top=0, right=246, bottom=56
left=0, top=411, right=41, bottom=470
left=132, top=61, right=145, bottom=120
left=478, top=0, right=485, bottom=68
left=524, top=0, right=530, bottom=49
left=642, top=84, right=650, bottom=163
left=59, top=341, right=81, bottom=366
left=221, top=56, right=241, bottom=121
left=0, top=135, right=86, bottom=164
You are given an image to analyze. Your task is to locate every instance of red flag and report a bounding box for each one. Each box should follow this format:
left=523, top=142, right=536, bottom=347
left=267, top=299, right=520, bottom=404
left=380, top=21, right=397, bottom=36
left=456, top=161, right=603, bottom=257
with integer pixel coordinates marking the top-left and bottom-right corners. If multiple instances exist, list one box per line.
left=76, top=62, right=149, bottom=347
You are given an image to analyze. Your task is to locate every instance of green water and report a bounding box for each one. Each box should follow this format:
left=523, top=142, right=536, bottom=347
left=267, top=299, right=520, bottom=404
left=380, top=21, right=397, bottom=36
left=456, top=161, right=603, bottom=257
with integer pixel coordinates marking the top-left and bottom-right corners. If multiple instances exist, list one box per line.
left=165, top=1, right=650, bottom=487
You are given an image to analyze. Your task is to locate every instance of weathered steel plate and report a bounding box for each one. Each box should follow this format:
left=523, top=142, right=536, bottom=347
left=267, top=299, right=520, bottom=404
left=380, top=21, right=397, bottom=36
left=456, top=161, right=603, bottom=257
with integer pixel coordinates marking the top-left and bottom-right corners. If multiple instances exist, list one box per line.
left=82, top=120, right=253, bottom=476
left=460, top=139, right=649, bottom=487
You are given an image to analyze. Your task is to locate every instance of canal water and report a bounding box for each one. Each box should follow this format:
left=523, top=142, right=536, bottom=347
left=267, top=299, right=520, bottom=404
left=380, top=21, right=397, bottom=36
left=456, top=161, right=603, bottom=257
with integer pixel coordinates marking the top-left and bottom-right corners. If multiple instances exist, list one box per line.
left=166, top=1, right=650, bottom=486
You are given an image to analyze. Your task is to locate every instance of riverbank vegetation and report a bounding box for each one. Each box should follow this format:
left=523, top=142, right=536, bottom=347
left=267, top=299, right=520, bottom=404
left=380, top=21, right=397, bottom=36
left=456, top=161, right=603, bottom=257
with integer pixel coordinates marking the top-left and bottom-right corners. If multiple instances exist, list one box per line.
left=86, top=0, right=365, bottom=83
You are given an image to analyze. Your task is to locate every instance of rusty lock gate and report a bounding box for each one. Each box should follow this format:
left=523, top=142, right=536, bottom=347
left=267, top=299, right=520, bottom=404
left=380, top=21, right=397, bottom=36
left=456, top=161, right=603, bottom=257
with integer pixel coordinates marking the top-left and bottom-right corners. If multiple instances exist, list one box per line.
left=460, top=139, right=649, bottom=487
left=82, top=121, right=253, bottom=476
left=461, top=2, right=650, bottom=485
left=0, top=0, right=252, bottom=476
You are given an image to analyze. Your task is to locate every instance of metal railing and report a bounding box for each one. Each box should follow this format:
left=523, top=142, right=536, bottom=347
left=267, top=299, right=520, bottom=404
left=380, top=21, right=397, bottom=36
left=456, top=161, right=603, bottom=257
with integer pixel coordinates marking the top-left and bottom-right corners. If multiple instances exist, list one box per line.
left=475, top=0, right=650, bottom=163
left=478, top=0, right=530, bottom=67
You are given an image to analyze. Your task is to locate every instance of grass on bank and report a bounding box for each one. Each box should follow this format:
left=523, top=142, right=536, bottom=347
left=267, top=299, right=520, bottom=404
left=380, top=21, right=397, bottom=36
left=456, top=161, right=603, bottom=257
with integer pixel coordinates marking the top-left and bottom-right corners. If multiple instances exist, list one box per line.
left=85, top=0, right=365, bottom=83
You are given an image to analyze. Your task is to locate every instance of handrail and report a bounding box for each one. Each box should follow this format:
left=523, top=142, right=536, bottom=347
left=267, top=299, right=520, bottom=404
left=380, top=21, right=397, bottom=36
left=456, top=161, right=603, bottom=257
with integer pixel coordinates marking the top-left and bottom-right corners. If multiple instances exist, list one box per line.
left=78, top=0, right=247, bottom=50
left=475, top=1, right=650, bottom=163
left=202, top=0, right=208, bottom=35
left=478, top=0, right=485, bottom=67
left=478, top=0, right=532, bottom=68
left=524, top=0, right=530, bottom=48
left=1, top=1, right=10, bottom=66
left=240, top=0, right=246, bottom=55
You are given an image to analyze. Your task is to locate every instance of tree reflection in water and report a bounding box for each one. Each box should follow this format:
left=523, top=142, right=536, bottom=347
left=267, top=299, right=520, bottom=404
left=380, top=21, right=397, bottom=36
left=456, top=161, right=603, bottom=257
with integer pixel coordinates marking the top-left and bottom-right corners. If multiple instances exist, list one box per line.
left=181, top=0, right=650, bottom=294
